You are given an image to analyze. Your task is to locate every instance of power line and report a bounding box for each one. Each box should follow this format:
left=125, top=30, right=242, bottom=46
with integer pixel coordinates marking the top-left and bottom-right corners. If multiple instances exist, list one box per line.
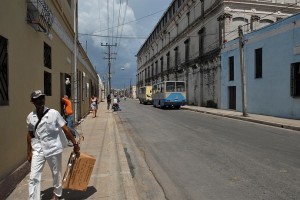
left=87, top=8, right=166, bottom=35
left=112, top=0, right=115, bottom=45
left=78, top=32, right=218, bottom=39
left=107, top=0, right=109, bottom=42
left=115, top=0, right=122, bottom=46
left=114, top=0, right=128, bottom=55
left=78, top=0, right=300, bottom=81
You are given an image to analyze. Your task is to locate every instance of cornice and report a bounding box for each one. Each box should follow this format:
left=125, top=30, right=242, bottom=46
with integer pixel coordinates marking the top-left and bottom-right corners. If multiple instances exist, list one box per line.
left=51, top=0, right=74, bottom=37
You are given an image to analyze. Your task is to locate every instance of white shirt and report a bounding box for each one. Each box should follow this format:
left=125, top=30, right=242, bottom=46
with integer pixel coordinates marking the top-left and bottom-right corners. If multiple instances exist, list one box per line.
left=113, top=98, right=118, bottom=104
left=27, top=107, right=67, bottom=157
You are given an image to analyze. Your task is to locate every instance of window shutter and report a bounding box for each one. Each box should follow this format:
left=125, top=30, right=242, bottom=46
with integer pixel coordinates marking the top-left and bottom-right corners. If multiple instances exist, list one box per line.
left=291, top=65, right=295, bottom=97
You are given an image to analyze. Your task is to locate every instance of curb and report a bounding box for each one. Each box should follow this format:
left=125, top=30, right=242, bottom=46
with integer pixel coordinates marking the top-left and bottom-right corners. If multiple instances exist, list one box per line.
left=181, top=107, right=300, bottom=132
left=113, top=115, right=139, bottom=200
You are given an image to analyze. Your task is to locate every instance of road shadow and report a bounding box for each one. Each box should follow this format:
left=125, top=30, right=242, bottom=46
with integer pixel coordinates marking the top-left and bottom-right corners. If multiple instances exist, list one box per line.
left=41, top=186, right=97, bottom=199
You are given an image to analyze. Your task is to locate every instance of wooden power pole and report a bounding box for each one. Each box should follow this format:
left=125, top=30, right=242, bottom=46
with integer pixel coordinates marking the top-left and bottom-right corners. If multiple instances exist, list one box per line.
left=101, top=43, right=117, bottom=94
left=238, top=25, right=248, bottom=117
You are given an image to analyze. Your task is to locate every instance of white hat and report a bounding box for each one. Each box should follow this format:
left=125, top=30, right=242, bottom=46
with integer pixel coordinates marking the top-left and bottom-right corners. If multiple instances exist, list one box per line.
left=30, top=90, right=45, bottom=99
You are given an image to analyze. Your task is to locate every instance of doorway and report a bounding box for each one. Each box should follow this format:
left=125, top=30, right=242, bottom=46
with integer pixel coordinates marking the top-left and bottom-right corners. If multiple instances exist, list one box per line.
left=228, top=86, right=236, bottom=110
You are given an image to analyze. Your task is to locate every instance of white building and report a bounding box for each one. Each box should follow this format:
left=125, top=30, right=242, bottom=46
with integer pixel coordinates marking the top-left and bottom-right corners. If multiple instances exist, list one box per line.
left=136, top=0, right=300, bottom=108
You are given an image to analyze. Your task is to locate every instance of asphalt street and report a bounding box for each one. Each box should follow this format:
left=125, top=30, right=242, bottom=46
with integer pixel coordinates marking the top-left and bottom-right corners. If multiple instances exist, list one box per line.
left=117, top=99, right=300, bottom=200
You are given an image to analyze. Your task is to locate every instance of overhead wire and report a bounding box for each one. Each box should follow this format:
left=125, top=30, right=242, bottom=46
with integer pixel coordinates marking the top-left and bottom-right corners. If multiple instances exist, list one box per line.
left=111, top=0, right=114, bottom=45
left=54, top=0, right=300, bottom=89
left=78, top=0, right=300, bottom=76
left=86, top=8, right=166, bottom=37
left=110, top=0, right=121, bottom=70
left=115, top=0, right=122, bottom=47
left=107, top=0, right=109, bottom=43
left=112, top=0, right=121, bottom=56
left=114, top=0, right=128, bottom=57
left=97, top=0, right=108, bottom=76
left=79, top=0, right=300, bottom=45
left=114, top=0, right=124, bottom=53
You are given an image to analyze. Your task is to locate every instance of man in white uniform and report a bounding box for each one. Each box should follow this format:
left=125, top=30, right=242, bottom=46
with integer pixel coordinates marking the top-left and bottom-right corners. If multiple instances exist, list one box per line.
left=26, top=90, right=80, bottom=200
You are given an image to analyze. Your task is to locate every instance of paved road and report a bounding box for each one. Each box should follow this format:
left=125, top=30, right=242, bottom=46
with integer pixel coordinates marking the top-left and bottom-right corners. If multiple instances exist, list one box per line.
left=117, top=99, right=300, bottom=200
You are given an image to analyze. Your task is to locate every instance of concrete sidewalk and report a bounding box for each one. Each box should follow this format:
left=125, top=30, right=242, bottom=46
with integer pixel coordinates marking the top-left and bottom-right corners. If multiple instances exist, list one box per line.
left=7, top=103, right=138, bottom=200
left=182, top=105, right=300, bottom=132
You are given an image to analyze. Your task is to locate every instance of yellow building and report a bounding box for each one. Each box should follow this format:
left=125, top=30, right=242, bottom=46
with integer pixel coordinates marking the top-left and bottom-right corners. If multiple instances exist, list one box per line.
left=0, top=0, right=99, bottom=196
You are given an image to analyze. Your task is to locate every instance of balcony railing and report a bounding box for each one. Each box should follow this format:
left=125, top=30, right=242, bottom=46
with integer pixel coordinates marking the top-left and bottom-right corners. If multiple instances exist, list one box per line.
left=27, top=0, right=54, bottom=33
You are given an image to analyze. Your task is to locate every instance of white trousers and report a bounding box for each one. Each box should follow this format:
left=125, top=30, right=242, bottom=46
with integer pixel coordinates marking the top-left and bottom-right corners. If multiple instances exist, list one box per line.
left=28, top=152, right=62, bottom=200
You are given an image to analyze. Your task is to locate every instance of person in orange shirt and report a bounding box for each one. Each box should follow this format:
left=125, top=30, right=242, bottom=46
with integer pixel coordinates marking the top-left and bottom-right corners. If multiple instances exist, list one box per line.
left=61, top=95, right=76, bottom=138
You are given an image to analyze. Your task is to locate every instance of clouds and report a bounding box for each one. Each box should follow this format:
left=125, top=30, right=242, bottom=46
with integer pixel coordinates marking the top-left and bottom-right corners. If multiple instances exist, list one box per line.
left=78, top=0, right=171, bottom=88
left=78, top=0, right=136, bottom=48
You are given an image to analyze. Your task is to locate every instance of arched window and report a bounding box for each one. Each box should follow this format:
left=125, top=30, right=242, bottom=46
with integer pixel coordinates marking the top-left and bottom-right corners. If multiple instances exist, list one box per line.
left=233, top=17, right=250, bottom=32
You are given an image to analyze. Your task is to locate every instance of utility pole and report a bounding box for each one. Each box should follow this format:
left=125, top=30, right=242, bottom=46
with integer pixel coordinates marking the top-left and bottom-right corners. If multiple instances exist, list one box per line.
left=238, top=25, right=247, bottom=117
left=101, top=43, right=117, bottom=94
left=129, top=78, right=132, bottom=98
left=123, top=83, right=125, bottom=97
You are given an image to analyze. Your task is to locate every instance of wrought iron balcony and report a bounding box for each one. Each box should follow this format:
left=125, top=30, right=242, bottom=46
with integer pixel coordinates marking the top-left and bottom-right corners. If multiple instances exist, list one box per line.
left=27, top=0, right=54, bottom=33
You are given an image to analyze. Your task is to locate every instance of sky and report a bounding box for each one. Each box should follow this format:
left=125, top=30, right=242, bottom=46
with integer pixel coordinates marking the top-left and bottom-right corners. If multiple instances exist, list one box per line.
left=78, top=0, right=172, bottom=89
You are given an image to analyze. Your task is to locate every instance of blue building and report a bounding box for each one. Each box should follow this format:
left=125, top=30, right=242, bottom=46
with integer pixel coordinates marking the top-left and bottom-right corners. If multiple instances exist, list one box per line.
left=221, top=13, right=300, bottom=119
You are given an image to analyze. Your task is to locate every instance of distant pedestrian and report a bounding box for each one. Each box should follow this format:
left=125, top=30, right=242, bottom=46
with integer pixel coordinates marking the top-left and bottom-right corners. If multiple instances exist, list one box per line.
left=112, top=96, right=121, bottom=111
left=90, top=95, right=98, bottom=117
left=61, top=95, right=76, bottom=138
left=107, top=94, right=112, bottom=110
left=27, top=90, right=80, bottom=200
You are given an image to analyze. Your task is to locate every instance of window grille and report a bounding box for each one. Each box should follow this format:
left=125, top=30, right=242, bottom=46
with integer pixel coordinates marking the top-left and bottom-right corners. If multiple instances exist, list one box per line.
left=229, top=56, right=234, bottom=81
left=0, top=35, right=8, bottom=106
left=255, top=48, right=262, bottom=78
left=44, top=42, right=51, bottom=69
left=184, top=39, right=190, bottom=61
left=155, top=61, right=158, bottom=75
left=160, top=57, right=164, bottom=73
left=44, top=71, right=52, bottom=96
left=151, top=63, right=154, bottom=77
left=198, top=28, right=205, bottom=56
left=291, top=63, right=300, bottom=97
left=174, top=47, right=179, bottom=67
left=166, top=52, right=170, bottom=70
left=174, top=47, right=179, bottom=80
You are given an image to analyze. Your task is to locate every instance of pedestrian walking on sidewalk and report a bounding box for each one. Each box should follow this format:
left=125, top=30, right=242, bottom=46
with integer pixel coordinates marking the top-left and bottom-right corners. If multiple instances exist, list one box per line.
left=26, top=90, right=80, bottom=200
left=107, top=94, right=112, bottom=110
left=90, top=95, right=98, bottom=117
left=61, top=95, right=76, bottom=137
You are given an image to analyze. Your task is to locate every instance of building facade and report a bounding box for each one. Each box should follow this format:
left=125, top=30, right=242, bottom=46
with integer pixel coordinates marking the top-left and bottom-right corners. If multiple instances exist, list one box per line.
left=131, top=85, right=137, bottom=99
left=221, top=13, right=300, bottom=119
left=136, top=0, right=300, bottom=107
left=0, top=0, right=99, bottom=195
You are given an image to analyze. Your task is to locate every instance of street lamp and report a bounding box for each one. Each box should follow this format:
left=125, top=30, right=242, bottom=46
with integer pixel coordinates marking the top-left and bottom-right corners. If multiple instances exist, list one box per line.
left=120, top=67, right=126, bottom=96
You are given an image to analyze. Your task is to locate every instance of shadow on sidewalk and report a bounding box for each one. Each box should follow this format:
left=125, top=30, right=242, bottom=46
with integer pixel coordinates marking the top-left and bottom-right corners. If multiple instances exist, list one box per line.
left=41, top=186, right=97, bottom=199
